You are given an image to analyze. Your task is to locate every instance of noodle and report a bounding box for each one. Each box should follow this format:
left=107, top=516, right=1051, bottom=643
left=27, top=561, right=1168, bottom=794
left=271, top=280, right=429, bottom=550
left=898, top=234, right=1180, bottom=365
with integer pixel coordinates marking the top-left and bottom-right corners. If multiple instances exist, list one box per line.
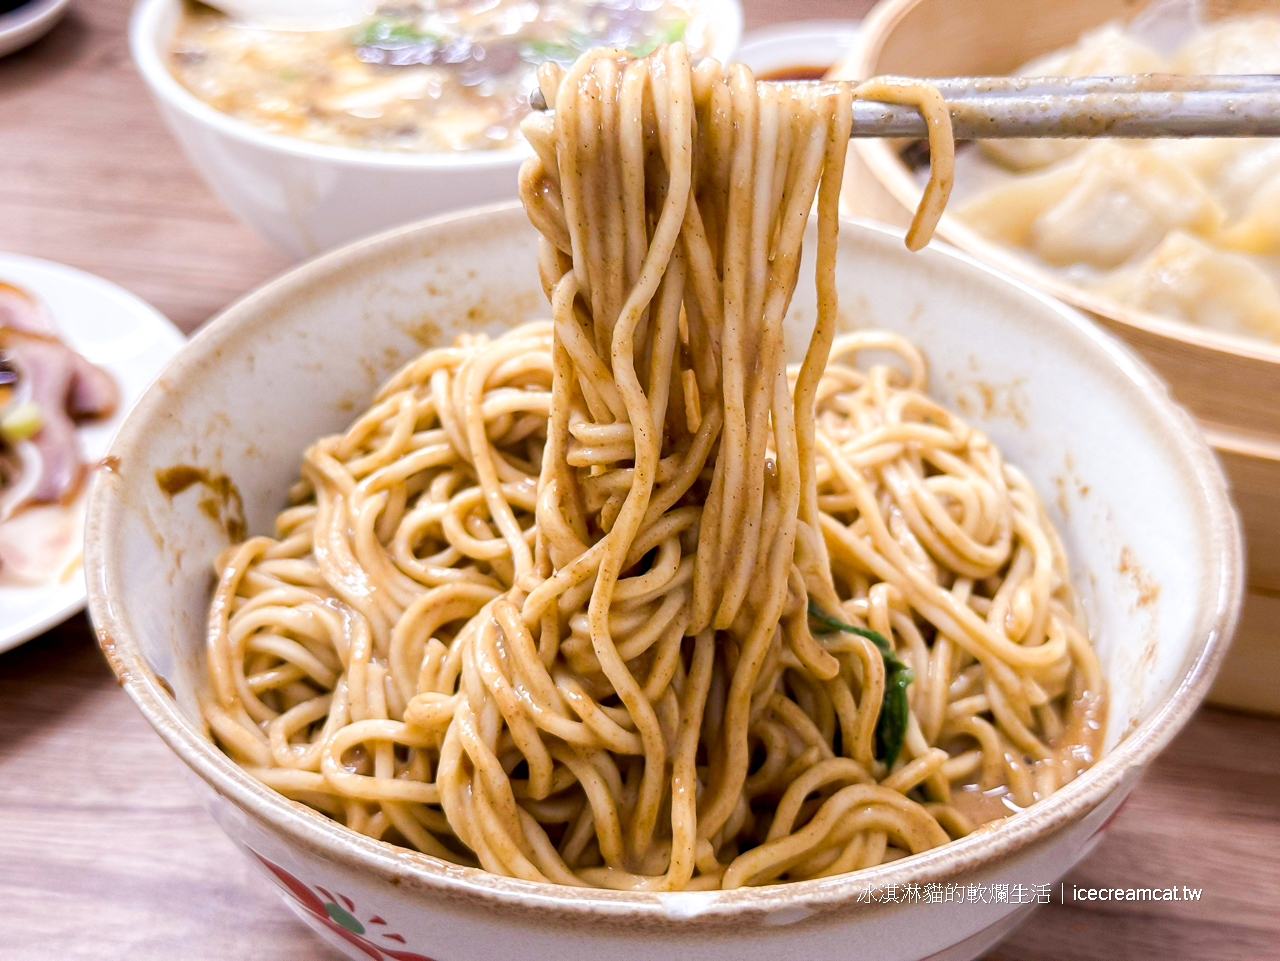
left=202, top=46, right=1105, bottom=891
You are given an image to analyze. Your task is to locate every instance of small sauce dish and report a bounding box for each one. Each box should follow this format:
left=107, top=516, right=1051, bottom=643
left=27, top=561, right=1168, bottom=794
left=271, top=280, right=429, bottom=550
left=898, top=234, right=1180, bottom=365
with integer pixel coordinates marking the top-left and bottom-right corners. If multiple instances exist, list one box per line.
left=733, top=19, right=862, bottom=82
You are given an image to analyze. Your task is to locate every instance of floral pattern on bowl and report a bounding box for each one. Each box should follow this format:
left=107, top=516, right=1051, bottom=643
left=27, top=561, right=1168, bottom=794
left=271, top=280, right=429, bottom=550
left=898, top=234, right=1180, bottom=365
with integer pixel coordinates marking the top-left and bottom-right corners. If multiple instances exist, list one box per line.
left=254, top=852, right=437, bottom=960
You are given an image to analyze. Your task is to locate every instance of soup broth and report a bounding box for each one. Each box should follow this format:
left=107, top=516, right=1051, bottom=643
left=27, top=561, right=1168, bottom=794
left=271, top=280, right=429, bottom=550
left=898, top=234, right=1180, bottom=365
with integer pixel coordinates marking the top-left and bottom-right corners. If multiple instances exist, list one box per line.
left=169, top=0, right=709, bottom=153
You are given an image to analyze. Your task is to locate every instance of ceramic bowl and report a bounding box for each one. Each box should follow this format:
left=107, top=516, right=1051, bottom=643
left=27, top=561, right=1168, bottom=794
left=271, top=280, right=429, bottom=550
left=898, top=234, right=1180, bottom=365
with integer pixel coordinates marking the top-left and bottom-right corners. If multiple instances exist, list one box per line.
left=0, top=0, right=71, bottom=58
left=129, top=0, right=742, bottom=259
left=732, top=19, right=862, bottom=79
left=85, top=203, right=1242, bottom=961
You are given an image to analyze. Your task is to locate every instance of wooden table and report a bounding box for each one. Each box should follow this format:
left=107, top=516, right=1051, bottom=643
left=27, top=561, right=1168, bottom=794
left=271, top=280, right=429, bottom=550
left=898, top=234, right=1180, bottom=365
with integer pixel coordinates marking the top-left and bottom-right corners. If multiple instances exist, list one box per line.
left=1, top=2, right=1277, bottom=958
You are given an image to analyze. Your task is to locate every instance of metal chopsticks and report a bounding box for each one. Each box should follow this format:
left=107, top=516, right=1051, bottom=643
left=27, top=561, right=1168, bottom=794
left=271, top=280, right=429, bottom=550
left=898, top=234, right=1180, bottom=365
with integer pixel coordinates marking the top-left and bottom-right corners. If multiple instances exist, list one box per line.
left=530, top=74, right=1280, bottom=139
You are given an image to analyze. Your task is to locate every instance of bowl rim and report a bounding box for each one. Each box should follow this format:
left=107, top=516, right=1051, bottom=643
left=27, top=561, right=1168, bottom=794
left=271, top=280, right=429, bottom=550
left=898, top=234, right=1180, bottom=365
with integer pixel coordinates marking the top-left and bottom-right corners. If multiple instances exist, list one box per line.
left=0, top=0, right=70, bottom=30
left=846, top=0, right=1280, bottom=372
left=129, top=0, right=744, bottom=172
left=736, top=17, right=864, bottom=49
left=0, top=0, right=71, bottom=55
left=85, top=200, right=1243, bottom=925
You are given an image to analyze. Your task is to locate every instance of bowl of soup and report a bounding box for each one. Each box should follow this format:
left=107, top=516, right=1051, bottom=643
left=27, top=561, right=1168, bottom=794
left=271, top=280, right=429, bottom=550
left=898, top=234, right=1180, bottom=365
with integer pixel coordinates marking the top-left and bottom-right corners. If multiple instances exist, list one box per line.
left=130, top=0, right=742, bottom=256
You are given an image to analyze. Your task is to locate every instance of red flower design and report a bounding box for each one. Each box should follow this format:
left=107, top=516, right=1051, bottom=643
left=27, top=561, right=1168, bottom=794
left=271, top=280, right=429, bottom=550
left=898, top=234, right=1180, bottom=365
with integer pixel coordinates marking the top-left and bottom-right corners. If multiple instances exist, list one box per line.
left=253, top=853, right=439, bottom=961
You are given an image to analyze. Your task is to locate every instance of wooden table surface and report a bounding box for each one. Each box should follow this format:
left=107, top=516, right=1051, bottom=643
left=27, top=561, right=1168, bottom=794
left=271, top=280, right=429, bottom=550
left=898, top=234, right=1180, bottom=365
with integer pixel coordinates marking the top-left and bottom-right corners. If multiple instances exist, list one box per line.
left=2, top=2, right=1278, bottom=959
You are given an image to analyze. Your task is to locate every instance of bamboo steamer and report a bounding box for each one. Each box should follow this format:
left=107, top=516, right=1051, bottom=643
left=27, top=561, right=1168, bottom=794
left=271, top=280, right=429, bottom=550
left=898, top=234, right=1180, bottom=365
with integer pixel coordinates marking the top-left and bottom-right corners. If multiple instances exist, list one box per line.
left=837, top=0, right=1280, bottom=714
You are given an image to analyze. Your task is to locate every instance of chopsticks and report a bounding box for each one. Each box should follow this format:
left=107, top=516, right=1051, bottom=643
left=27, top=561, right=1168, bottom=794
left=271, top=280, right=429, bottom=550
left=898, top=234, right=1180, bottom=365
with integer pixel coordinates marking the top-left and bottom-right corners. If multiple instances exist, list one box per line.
left=530, top=74, right=1280, bottom=139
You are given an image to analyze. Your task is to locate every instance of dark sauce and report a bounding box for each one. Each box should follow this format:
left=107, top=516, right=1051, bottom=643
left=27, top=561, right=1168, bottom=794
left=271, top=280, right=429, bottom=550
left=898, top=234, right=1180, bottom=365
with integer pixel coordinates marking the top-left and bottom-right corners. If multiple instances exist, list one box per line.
left=758, top=64, right=831, bottom=82
left=155, top=464, right=246, bottom=542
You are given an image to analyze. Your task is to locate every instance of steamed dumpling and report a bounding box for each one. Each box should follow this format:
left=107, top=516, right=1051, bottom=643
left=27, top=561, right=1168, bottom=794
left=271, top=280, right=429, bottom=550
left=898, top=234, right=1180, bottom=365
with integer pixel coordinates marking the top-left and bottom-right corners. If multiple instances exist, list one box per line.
left=1148, top=138, right=1280, bottom=255
left=979, top=25, right=1168, bottom=171
left=959, top=142, right=1223, bottom=270
left=1172, top=15, right=1280, bottom=73
left=1145, top=138, right=1239, bottom=182
left=1212, top=140, right=1280, bottom=255
left=1094, top=231, right=1280, bottom=341
left=962, top=12, right=1280, bottom=343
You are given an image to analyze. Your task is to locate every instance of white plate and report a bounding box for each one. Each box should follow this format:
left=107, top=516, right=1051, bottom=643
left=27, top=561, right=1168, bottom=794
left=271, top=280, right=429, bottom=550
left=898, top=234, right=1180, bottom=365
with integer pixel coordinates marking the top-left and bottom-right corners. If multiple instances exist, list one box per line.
left=0, top=253, right=185, bottom=653
left=0, top=0, right=72, bottom=58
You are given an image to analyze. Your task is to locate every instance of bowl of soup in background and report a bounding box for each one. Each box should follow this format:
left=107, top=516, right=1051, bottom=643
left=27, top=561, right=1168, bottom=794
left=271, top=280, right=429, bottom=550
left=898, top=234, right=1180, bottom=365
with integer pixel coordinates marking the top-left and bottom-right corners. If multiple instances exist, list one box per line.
left=85, top=202, right=1241, bottom=961
left=130, top=0, right=742, bottom=258
left=834, top=0, right=1280, bottom=715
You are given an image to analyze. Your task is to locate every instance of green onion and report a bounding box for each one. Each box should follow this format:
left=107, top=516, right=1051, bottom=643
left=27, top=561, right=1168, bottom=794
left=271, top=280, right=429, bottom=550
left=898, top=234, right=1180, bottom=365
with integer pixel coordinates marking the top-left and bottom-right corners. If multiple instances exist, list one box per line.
left=875, top=661, right=914, bottom=770
left=351, top=18, right=433, bottom=47
left=1, top=400, right=43, bottom=443
left=808, top=598, right=915, bottom=768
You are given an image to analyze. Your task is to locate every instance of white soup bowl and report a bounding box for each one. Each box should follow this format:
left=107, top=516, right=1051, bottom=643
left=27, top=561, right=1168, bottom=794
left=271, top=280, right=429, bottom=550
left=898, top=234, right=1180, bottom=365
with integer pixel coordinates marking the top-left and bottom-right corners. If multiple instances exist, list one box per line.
left=129, top=0, right=743, bottom=258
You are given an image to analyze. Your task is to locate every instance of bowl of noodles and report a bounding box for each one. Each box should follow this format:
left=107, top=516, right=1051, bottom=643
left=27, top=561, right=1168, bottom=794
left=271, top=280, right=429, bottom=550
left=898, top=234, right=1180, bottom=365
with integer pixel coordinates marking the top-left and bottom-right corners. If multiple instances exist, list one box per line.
left=88, top=47, right=1240, bottom=961
left=129, top=0, right=742, bottom=258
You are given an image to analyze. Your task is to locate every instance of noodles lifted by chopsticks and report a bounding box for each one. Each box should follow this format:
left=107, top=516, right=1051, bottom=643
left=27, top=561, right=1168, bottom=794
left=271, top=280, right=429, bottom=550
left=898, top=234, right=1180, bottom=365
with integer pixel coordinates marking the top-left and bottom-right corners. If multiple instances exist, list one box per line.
left=202, top=45, right=1104, bottom=891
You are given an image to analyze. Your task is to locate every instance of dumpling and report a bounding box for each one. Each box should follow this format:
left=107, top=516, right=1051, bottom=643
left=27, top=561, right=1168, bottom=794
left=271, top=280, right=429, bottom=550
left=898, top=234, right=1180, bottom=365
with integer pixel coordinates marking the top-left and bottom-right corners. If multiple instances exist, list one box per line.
left=1211, top=140, right=1280, bottom=255
left=1209, top=140, right=1280, bottom=212
left=958, top=142, right=1224, bottom=270
left=1147, top=138, right=1280, bottom=255
left=1142, top=139, right=1280, bottom=253
left=960, top=13, right=1280, bottom=343
left=1145, top=138, right=1240, bottom=182
left=1024, top=22, right=1166, bottom=74
left=1093, top=231, right=1280, bottom=341
left=979, top=24, right=1168, bottom=171
left=1172, top=15, right=1280, bottom=74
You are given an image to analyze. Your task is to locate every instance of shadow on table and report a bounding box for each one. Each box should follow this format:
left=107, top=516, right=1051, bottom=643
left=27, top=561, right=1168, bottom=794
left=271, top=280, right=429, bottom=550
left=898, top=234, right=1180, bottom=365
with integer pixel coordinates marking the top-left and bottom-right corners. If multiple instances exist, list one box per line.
left=0, top=7, right=92, bottom=95
left=0, top=611, right=119, bottom=760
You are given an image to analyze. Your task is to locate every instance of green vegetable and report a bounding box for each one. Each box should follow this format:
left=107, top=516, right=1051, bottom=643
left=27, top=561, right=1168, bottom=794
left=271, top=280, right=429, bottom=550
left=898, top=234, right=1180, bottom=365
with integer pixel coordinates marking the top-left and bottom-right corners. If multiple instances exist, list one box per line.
left=520, top=18, right=688, bottom=65
left=808, top=598, right=915, bottom=768
left=351, top=18, right=434, bottom=47
left=875, top=659, right=913, bottom=771
left=520, top=39, right=582, bottom=64
left=629, top=18, right=688, bottom=57
left=1, top=400, right=43, bottom=443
